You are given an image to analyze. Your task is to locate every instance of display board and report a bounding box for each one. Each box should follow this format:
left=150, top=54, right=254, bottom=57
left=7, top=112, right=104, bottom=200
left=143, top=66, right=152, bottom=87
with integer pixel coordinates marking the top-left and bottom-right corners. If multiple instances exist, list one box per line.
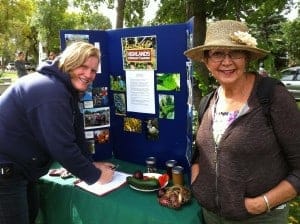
left=60, top=19, right=194, bottom=172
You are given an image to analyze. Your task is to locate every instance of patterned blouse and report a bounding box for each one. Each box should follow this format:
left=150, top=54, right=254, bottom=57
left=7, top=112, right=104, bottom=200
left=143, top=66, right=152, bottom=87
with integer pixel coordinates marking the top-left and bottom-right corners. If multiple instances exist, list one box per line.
left=212, top=88, right=249, bottom=145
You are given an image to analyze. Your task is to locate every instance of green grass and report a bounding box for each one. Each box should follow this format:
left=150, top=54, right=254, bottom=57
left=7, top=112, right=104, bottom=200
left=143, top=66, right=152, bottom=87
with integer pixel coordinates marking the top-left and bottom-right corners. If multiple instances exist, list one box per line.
left=289, top=197, right=300, bottom=224
left=0, top=71, right=18, bottom=82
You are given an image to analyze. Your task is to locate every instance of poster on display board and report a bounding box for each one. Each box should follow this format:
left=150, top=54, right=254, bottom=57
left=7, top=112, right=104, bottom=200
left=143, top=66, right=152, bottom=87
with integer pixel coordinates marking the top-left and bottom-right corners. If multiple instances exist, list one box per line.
left=60, top=18, right=194, bottom=172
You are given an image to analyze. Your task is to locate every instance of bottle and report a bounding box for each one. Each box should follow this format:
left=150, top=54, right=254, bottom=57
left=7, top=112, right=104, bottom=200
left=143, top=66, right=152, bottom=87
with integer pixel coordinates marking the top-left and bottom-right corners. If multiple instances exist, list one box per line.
left=165, top=160, right=177, bottom=179
left=145, top=157, right=157, bottom=173
left=172, top=166, right=184, bottom=185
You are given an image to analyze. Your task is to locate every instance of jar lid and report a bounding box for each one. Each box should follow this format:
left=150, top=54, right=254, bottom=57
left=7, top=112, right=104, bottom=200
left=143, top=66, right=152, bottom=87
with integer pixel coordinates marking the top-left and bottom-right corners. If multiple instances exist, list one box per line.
left=145, top=157, right=156, bottom=165
left=166, top=160, right=177, bottom=167
left=172, top=166, right=184, bottom=174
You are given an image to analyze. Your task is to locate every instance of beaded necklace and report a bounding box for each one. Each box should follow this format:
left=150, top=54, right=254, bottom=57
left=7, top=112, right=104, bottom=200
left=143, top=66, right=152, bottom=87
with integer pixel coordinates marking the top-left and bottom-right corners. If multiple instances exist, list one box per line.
left=212, top=89, right=240, bottom=145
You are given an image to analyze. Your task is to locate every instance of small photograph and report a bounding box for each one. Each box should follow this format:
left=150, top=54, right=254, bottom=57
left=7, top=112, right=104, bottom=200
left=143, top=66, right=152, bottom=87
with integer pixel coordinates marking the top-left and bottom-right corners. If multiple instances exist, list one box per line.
left=83, top=107, right=110, bottom=130
left=83, top=101, right=93, bottom=109
left=86, top=139, right=95, bottom=154
left=156, top=73, right=180, bottom=91
left=84, top=130, right=94, bottom=139
left=110, top=75, right=126, bottom=91
left=187, top=32, right=193, bottom=50
left=121, top=35, right=157, bottom=70
left=159, top=94, right=175, bottom=119
left=113, top=93, right=126, bottom=115
left=94, top=42, right=101, bottom=73
left=64, top=34, right=89, bottom=46
left=92, top=87, right=109, bottom=107
left=81, top=85, right=93, bottom=101
left=78, top=102, right=84, bottom=113
left=145, top=118, right=159, bottom=140
left=94, top=129, right=110, bottom=144
left=124, top=117, right=142, bottom=133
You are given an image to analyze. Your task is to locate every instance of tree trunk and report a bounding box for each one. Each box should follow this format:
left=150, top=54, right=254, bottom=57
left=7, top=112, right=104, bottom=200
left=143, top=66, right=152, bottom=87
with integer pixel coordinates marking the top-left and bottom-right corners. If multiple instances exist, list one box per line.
left=116, top=0, right=126, bottom=28
left=187, top=0, right=209, bottom=110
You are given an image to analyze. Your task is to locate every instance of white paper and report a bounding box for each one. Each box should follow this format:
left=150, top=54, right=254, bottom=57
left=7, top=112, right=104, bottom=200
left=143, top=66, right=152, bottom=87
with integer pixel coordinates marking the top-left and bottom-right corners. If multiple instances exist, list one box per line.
left=126, top=70, right=155, bottom=114
left=75, top=171, right=130, bottom=196
left=94, top=42, right=101, bottom=73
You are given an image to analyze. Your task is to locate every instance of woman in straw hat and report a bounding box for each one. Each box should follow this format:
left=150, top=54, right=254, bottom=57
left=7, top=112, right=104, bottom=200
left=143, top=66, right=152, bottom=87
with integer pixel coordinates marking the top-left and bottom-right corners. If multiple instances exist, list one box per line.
left=185, top=20, right=300, bottom=223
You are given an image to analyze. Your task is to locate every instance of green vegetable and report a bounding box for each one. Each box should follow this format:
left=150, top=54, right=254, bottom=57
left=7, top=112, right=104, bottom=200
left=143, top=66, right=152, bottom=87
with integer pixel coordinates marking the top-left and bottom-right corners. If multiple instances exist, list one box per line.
left=127, top=176, right=159, bottom=190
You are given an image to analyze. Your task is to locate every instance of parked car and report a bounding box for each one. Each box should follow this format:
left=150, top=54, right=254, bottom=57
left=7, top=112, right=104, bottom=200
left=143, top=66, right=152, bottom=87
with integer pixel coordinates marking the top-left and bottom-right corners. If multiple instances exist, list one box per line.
left=280, top=66, right=300, bottom=100
left=25, top=62, right=35, bottom=71
left=6, top=62, right=15, bottom=70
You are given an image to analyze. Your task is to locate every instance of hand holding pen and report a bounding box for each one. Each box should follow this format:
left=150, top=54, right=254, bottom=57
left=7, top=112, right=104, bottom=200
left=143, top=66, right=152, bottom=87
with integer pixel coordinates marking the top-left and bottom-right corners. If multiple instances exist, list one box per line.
left=109, top=164, right=119, bottom=170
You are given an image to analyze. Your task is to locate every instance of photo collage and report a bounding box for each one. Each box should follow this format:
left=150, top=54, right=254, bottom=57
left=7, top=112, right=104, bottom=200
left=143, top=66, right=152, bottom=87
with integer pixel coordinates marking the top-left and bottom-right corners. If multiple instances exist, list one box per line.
left=64, top=34, right=184, bottom=153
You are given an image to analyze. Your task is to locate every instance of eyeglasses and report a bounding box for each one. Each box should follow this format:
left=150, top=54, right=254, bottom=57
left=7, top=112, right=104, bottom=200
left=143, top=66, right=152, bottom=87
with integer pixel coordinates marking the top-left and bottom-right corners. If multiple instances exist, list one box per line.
left=208, top=50, right=246, bottom=62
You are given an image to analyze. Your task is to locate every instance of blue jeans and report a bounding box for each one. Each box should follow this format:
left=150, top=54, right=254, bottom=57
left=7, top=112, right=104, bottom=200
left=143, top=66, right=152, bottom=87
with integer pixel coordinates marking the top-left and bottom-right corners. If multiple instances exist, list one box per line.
left=0, top=166, right=39, bottom=224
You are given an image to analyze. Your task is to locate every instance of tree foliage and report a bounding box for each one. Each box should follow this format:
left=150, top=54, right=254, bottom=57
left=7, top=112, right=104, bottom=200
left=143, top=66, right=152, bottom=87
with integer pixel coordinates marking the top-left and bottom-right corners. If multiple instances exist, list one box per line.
left=0, top=0, right=35, bottom=64
left=31, top=0, right=69, bottom=55
left=0, top=0, right=299, bottom=77
left=281, top=18, right=300, bottom=65
left=152, top=0, right=299, bottom=102
left=123, top=0, right=150, bottom=27
left=151, top=0, right=186, bottom=25
left=74, top=0, right=150, bottom=28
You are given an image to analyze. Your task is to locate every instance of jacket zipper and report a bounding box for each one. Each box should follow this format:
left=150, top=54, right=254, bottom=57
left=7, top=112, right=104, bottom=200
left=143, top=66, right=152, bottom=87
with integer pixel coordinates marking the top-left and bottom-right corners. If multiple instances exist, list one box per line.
left=214, top=143, right=220, bottom=213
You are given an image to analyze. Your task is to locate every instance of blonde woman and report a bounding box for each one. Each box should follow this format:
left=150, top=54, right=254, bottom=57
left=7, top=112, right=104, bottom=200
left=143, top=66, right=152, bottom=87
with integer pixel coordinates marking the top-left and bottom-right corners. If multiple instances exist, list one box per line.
left=0, top=42, right=115, bottom=224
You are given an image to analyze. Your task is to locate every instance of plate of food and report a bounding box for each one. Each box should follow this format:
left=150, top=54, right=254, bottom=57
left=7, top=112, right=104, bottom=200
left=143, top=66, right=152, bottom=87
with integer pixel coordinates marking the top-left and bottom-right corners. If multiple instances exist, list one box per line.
left=126, top=171, right=169, bottom=192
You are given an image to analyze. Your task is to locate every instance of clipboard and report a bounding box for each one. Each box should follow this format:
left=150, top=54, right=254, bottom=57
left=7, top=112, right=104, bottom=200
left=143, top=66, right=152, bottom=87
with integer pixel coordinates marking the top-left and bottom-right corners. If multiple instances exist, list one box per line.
left=74, top=171, right=131, bottom=196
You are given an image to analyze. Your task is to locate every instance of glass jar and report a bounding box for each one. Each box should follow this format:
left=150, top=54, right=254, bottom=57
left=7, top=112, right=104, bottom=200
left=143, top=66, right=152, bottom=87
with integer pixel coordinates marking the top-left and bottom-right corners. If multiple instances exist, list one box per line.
left=165, top=160, right=177, bottom=179
left=145, top=157, right=157, bottom=173
left=172, top=166, right=184, bottom=186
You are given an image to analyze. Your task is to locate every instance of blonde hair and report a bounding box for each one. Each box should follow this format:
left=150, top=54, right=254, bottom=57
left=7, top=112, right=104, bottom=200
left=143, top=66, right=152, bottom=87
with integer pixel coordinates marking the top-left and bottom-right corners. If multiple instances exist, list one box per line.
left=58, top=42, right=100, bottom=73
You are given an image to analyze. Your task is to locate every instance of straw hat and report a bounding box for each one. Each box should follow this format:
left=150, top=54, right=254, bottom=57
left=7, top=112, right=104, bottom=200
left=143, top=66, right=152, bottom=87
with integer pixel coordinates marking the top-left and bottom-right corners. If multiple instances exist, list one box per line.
left=184, top=20, right=269, bottom=62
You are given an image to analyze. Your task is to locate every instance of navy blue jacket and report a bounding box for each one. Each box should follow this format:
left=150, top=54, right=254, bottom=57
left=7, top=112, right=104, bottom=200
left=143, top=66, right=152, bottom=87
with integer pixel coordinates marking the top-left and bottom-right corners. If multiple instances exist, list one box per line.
left=0, top=61, right=100, bottom=184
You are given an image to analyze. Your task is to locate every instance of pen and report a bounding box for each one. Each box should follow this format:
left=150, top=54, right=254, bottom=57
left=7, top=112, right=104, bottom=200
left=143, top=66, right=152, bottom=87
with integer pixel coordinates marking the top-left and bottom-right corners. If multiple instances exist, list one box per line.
left=110, top=164, right=119, bottom=170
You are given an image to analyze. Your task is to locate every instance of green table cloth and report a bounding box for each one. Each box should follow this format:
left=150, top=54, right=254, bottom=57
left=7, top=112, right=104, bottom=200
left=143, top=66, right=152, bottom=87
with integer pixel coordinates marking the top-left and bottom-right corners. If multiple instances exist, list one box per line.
left=37, top=159, right=203, bottom=224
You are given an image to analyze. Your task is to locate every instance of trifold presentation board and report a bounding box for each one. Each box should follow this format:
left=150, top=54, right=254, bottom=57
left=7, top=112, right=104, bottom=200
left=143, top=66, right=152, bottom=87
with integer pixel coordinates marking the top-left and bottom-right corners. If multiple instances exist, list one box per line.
left=60, top=18, right=194, bottom=173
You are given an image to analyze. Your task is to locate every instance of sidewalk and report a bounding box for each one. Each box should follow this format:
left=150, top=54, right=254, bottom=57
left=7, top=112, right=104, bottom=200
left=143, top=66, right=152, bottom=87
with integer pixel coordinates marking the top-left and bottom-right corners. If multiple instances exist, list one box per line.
left=0, top=78, right=12, bottom=95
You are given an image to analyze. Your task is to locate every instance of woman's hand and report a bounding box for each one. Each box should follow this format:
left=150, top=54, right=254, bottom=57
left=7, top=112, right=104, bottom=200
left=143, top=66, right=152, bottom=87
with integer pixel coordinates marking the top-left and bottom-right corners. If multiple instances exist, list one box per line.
left=244, top=196, right=267, bottom=214
left=245, top=180, right=297, bottom=215
left=191, top=164, right=200, bottom=184
left=93, top=162, right=115, bottom=184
